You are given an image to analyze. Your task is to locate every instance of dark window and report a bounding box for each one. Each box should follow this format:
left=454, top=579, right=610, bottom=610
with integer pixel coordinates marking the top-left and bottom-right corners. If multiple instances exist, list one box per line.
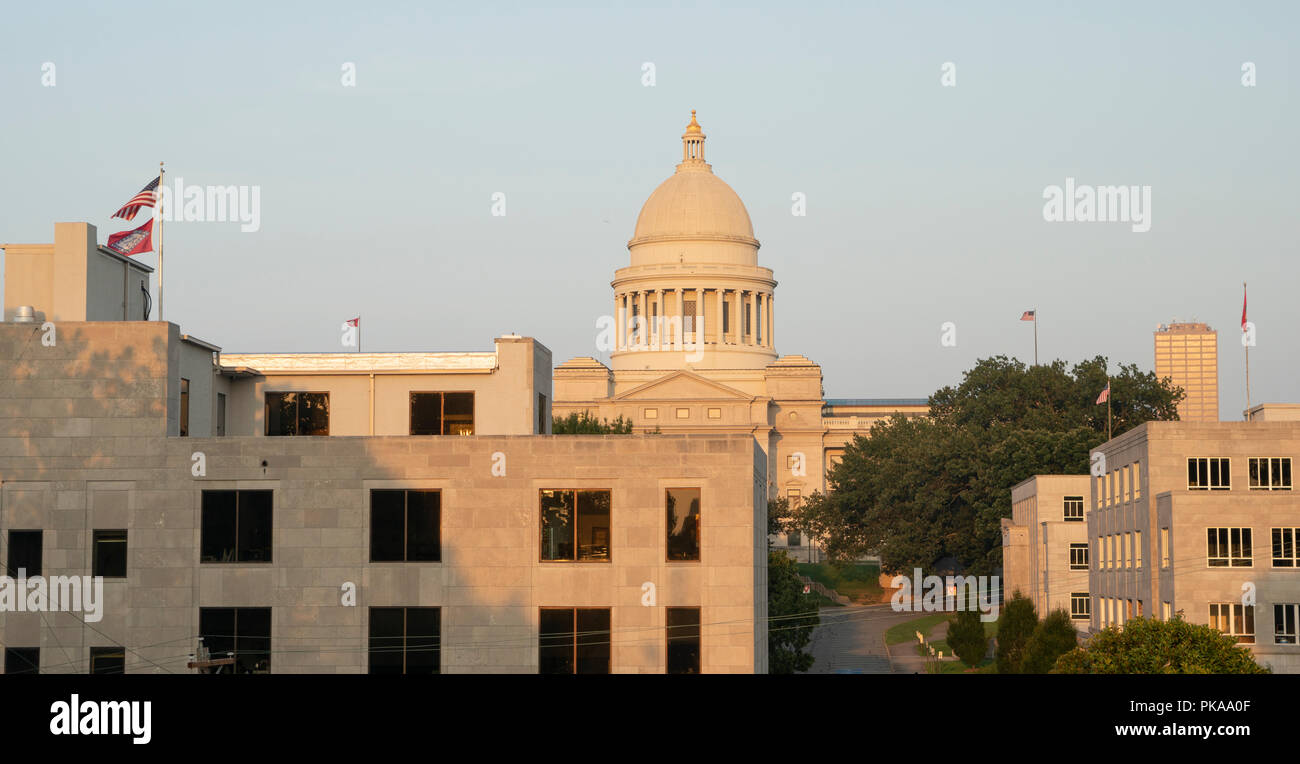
left=1250, top=457, right=1293, bottom=490
left=540, top=490, right=611, bottom=562
left=539, top=608, right=610, bottom=674
left=537, top=393, right=547, bottom=434
left=7, top=530, right=42, bottom=577
left=368, top=607, right=440, bottom=674
left=1189, top=457, right=1230, bottom=490
left=216, top=393, right=227, bottom=436
left=666, top=488, right=701, bottom=561
left=199, top=608, right=271, bottom=673
left=1274, top=528, right=1300, bottom=567
left=410, top=392, right=475, bottom=435
left=787, top=531, right=802, bottom=547
left=89, top=647, right=125, bottom=674
left=4, top=647, right=39, bottom=675
left=370, top=490, right=440, bottom=562
left=666, top=607, right=701, bottom=674
left=1069, top=543, right=1089, bottom=570
left=201, top=490, right=273, bottom=563
left=1063, top=496, right=1084, bottom=522
left=722, top=300, right=730, bottom=334
left=265, top=392, right=329, bottom=436
left=1070, top=593, right=1091, bottom=620
left=179, top=378, right=190, bottom=436
left=92, top=530, right=128, bottom=578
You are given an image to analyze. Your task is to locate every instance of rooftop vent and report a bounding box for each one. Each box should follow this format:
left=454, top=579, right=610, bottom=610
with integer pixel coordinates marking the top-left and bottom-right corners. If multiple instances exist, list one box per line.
left=12, top=306, right=36, bottom=323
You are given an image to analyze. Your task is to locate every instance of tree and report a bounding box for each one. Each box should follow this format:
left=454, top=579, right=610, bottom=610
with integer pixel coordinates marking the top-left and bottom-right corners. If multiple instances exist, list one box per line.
left=1020, top=609, right=1078, bottom=673
left=551, top=411, right=633, bottom=434
left=947, top=607, right=987, bottom=667
left=767, top=550, right=819, bottom=673
left=996, top=591, right=1038, bottom=674
left=808, top=355, right=1181, bottom=574
left=1052, top=616, right=1269, bottom=674
left=767, top=495, right=792, bottom=538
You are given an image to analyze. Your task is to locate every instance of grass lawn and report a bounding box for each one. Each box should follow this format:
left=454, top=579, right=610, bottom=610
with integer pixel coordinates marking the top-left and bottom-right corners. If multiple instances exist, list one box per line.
left=795, top=562, right=883, bottom=603
left=885, top=613, right=951, bottom=645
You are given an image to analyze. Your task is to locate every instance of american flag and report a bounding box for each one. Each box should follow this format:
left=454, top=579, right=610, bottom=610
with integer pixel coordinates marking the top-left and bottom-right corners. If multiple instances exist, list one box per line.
left=112, top=177, right=160, bottom=221
left=1096, top=383, right=1110, bottom=405
left=1020, top=310, right=1036, bottom=321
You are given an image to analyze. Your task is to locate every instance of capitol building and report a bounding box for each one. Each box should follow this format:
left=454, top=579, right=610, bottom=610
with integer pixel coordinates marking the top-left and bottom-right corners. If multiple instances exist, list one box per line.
left=553, top=112, right=927, bottom=558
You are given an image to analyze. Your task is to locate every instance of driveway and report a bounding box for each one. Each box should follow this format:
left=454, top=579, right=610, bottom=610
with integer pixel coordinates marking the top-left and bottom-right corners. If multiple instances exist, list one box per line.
left=803, top=603, right=919, bottom=674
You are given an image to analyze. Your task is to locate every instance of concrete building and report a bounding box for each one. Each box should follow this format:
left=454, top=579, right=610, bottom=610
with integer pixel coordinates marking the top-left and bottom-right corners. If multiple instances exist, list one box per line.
left=1154, top=321, right=1219, bottom=422
left=0, top=222, right=768, bottom=674
left=1002, top=475, right=1092, bottom=630
left=1088, top=417, right=1300, bottom=673
left=552, top=112, right=927, bottom=560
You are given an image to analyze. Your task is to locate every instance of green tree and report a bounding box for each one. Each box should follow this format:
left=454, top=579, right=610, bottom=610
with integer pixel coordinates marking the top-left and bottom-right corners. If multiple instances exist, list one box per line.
left=946, top=607, right=988, bottom=667
left=1052, top=616, right=1269, bottom=674
left=996, top=591, right=1038, bottom=674
left=551, top=411, right=633, bottom=434
left=810, top=355, right=1181, bottom=574
left=767, top=550, right=819, bottom=673
left=1020, top=609, right=1078, bottom=673
left=767, top=495, right=792, bottom=538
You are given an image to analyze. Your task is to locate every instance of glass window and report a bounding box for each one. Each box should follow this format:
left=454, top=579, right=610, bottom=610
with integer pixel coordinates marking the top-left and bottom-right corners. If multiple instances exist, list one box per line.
left=667, top=488, right=701, bottom=561
left=410, top=392, right=475, bottom=435
left=199, top=608, right=271, bottom=673
left=1206, top=527, right=1252, bottom=567
left=7, top=530, right=42, bottom=577
left=201, top=490, right=273, bottom=563
left=1062, top=496, right=1084, bottom=522
left=179, top=378, right=190, bottom=437
left=1275, top=604, right=1298, bottom=645
left=370, top=490, right=440, bottom=562
left=539, top=608, right=610, bottom=674
left=93, top=530, right=128, bottom=578
left=1188, top=457, right=1230, bottom=490
left=369, top=607, right=440, bottom=674
left=1250, top=458, right=1293, bottom=490
left=265, top=392, right=330, bottom=436
left=1209, top=603, right=1255, bottom=644
left=1070, top=593, right=1090, bottom=620
left=1069, top=543, right=1089, bottom=570
left=3, top=647, right=39, bottom=675
left=666, top=607, right=701, bottom=674
left=1272, top=528, right=1300, bottom=567
left=89, top=647, right=125, bottom=675
left=216, top=392, right=227, bottom=436
left=540, top=490, right=611, bottom=562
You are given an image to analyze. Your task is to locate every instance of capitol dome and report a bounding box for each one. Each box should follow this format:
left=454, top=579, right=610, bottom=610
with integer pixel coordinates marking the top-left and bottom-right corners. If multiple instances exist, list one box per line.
left=628, top=111, right=759, bottom=249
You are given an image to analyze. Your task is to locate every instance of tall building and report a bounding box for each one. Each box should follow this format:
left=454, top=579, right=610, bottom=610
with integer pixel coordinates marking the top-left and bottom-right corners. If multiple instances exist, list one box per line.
left=0, top=222, right=768, bottom=674
left=1154, top=322, right=1219, bottom=422
left=552, top=112, right=927, bottom=559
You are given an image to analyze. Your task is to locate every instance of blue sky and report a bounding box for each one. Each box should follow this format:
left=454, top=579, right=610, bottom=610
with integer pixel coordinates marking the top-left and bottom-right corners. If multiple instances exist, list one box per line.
left=2, top=1, right=1294, bottom=414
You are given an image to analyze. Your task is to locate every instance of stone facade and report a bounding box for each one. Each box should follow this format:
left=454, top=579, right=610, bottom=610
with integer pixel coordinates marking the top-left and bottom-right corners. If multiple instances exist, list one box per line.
left=1089, top=421, right=1300, bottom=673
left=1003, top=475, right=1092, bottom=630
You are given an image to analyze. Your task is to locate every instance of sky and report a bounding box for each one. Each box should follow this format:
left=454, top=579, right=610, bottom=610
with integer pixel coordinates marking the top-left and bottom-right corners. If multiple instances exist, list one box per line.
left=1, top=1, right=1295, bottom=415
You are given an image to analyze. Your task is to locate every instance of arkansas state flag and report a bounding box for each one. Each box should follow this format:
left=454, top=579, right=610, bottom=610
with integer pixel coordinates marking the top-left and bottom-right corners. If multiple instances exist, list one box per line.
left=106, top=218, right=154, bottom=256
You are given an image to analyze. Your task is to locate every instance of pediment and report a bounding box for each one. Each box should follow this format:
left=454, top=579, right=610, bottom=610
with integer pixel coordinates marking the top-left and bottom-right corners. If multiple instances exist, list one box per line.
left=614, top=370, right=755, bottom=402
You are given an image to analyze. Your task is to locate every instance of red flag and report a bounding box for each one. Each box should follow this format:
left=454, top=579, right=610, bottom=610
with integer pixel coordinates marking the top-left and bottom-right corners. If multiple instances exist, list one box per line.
left=346, top=317, right=360, bottom=327
left=1241, top=284, right=1248, bottom=332
left=1096, top=383, right=1110, bottom=405
left=105, top=218, right=154, bottom=256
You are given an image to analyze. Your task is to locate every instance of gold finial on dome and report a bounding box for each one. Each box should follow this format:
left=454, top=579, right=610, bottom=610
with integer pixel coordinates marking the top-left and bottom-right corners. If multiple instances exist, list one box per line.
left=685, top=109, right=702, bottom=133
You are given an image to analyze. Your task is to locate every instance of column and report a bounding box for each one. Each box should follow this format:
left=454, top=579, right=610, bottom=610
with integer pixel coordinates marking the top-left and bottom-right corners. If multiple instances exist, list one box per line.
left=746, top=291, right=755, bottom=345
left=768, top=292, right=775, bottom=349
left=656, top=290, right=665, bottom=350
left=715, top=287, right=724, bottom=345
left=694, top=287, right=704, bottom=345
left=615, top=292, right=625, bottom=351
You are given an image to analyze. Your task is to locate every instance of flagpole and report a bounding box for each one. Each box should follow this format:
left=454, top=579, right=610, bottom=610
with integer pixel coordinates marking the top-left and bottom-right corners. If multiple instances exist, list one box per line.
left=358, top=321, right=362, bottom=354
left=1107, top=376, right=1112, bottom=441
left=157, top=161, right=165, bottom=322
left=1033, top=307, right=1039, bottom=366
left=1244, top=281, right=1251, bottom=417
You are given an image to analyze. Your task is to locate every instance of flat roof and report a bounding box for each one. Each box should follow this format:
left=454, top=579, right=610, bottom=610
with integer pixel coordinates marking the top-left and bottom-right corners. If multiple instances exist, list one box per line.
left=824, top=398, right=929, bottom=407
left=218, top=351, right=499, bottom=374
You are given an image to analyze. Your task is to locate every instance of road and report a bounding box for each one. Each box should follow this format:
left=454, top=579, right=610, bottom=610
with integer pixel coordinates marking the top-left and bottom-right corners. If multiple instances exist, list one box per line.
left=803, top=603, right=920, bottom=674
